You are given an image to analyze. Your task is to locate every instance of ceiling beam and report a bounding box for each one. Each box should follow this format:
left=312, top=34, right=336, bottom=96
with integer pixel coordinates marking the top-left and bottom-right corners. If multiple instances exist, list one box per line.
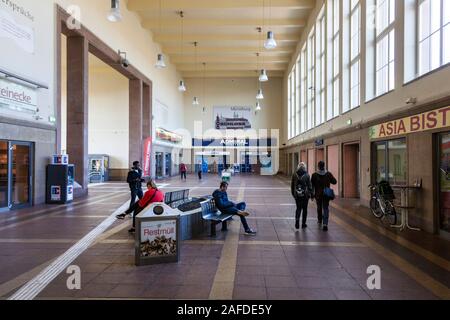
left=142, top=18, right=306, bottom=29
left=177, top=63, right=287, bottom=71
left=163, top=45, right=295, bottom=55
left=127, top=0, right=315, bottom=11
left=171, top=55, right=290, bottom=64
left=154, top=33, right=300, bottom=43
left=182, top=71, right=285, bottom=78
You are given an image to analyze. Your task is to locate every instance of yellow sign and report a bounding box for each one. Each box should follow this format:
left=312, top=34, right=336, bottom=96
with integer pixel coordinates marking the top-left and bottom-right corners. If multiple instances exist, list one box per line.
left=369, top=106, right=450, bottom=139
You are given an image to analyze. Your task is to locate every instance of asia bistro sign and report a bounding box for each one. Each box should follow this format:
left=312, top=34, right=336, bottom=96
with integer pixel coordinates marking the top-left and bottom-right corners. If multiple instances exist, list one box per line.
left=369, top=106, right=450, bottom=139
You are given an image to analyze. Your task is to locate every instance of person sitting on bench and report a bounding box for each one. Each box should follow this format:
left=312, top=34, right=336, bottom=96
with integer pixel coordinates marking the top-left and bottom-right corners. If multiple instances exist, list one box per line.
left=212, top=181, right=257, bottom=236
left=116, top=180, right=164, bottom=233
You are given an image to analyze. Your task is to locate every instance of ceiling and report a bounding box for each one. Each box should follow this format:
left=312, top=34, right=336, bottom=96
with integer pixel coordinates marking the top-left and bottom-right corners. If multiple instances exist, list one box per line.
left=126, top=0, right=315, bottom=78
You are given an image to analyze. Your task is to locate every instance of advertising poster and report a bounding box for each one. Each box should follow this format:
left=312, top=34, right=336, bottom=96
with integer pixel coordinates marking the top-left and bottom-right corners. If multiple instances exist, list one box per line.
left=142, top=137, right=152, bottom=177
left=214, top=106, right=253, bottom=130
left=0, top=7, right=34, bottom=54
left=50, top=186, right=61, bottom=201
left=140, top=220, right=177, bottom=258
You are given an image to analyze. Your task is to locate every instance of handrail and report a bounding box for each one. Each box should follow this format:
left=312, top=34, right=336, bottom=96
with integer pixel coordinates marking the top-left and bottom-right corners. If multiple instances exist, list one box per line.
left=0, top=67, right=49, bottom=89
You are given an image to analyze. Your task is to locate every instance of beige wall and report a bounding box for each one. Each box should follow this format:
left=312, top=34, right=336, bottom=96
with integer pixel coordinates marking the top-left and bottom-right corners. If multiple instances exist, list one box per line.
left=183, top=77, right=283, bottom=137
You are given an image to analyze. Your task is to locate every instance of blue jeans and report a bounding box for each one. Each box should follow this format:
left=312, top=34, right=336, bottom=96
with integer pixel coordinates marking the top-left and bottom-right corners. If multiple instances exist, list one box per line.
left=224, top=202, right=251, bottom=232
left=316, top=197, right=330, bottom=226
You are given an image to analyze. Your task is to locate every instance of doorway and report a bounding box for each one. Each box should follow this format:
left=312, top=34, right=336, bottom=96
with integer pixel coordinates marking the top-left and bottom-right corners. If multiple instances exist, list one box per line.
left=155, top=152, right=164, bottom=178
left=0, top=140, right=34, bottom=210
left=165, top=154, right=172, bottom=177
left=438, top=132, right=450, bottom=234
left=316, top=148, right=325, bottom=165
left=343, top=143, right=360, bottom=198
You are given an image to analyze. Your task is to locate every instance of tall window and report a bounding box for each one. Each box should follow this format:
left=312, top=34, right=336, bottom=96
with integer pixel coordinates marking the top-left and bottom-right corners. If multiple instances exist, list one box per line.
left=328, top=0, right=340, bottom=120
left=296, top=57, right=301, bottom=135
left=350, top=0, right=361, bottom=109
left=290, top=68, right=296, bottom=137
left=418, top=0, right=450, bottom=76
left=375, top=0, right=395, bottom=96
left=288, top=73, right=292, bottom=139
left=300, top=46, right=307, bottom=133
left=307, top=30, right=316, bottom=131
left=316, top=8, right=326, bottom=126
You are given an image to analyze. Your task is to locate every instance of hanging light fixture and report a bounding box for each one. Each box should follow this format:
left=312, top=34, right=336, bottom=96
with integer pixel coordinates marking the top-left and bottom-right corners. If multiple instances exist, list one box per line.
left=263, top=0, right=277, bottom=49
left=256, top=101, right=262, bottom=111
left=107, top=0, right=122, bottom=22
left=202, top=62, right=207, bottom=112
left=259, top=69, right=268, bottom=82
left=178, top=11, right=186, bottom=92
left=256, top=88, right=264, bottom=100
left=193, top=96, right=200, bottom=105
left=192, top=42, right=199, bottom=105
left=155, top=0, right=167, bottom=69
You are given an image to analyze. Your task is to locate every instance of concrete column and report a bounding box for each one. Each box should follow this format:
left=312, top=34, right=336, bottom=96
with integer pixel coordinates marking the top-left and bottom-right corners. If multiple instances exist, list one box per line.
left=142, top=83, right=152, bottom=140
left=129, top=79, right=143, bottom=167
left=66, top=36, right=89, bottom=196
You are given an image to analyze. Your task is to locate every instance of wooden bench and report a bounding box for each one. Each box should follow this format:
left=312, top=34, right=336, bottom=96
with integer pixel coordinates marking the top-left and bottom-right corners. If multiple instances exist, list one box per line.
left=201, top=199, right=234, bottom=237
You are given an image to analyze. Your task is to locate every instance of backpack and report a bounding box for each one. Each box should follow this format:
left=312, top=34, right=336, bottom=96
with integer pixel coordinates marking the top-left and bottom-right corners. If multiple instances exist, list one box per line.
left=378, top=180, right=395, bottom=200
left=295, top=173, right=310, bottom=199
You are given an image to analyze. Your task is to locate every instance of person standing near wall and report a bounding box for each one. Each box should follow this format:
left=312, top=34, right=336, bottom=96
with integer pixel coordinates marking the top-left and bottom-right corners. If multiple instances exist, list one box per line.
left=311, top=161, right=337, bottom=232
left=180, top=162, right=187, bottom=181
left=291, top=162, right=313, bottom=229
left=197, top=160, right=203, bottom=180
left=126, top=161, right=145, bottom=210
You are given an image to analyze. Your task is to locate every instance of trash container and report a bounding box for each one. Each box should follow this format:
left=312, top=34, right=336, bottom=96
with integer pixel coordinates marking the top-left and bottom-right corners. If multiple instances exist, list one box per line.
left=222, top=171, right=231, bottom=183
left=135, top=203, right=180, bottom=266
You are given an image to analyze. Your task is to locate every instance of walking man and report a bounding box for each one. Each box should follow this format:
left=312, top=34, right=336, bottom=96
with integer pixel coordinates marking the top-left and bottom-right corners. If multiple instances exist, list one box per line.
left=311, top=161, right=337, bottom=231
left=291, top=162, right=312, bottom=229
left=180, top=162, right=187, bottom=181
left=127, top=161, right=145, bottom=210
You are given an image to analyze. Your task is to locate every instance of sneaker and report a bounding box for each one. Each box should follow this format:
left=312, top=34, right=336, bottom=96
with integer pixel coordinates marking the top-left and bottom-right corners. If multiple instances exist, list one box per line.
left=238, top=211, right=250, bottom=217
left=323, top=225, right=328, bottom=232
left=295, top=220, right=300, bottom=230
left=244, top=229, right=257, bottom=236
left=128, top=227, right=136, bottom=234
left=116, top=213, right=127, bottom=220
left=302, top=224, right=307, bottom=229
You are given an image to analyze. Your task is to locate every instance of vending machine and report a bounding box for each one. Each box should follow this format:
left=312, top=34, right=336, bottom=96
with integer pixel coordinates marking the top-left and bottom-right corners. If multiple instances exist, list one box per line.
left=46, top=155, right=75, bottom=204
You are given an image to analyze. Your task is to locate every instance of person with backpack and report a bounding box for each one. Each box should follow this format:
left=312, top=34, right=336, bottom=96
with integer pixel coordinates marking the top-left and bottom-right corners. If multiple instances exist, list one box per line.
left=291, top=162, right=313, bottom=229
left=180, top=162, right=187, bottom=181
left=311, top=161, right=337, bottom=232
left=126, top=161, right=145, bottom=210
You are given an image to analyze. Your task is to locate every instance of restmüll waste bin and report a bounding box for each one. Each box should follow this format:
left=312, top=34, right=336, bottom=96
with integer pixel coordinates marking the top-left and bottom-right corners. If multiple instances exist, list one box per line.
left=135, top=203, right=180, bottom=266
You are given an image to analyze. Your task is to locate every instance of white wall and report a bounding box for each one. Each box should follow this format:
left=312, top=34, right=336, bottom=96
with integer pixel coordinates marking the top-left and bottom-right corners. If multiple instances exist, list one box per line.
left=183, top=77, right=283, bottom=139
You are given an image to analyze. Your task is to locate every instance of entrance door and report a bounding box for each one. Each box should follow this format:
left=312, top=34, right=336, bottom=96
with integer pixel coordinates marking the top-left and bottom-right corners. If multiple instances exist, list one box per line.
left=8, top=142, right=33, bottom=209
left=165, top=154, right=172, bottom=176
left=0, top=141, right=8, bottom=209
left=343, top=143, right=360, bottom=198
left=155, top=152, right=164, bottom=178
left=438, top=133, right=450, bottom=234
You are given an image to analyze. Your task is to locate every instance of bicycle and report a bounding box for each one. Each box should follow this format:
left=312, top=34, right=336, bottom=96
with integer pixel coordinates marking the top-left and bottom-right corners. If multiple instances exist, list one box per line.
left=368, top=182, right=397, bottom=226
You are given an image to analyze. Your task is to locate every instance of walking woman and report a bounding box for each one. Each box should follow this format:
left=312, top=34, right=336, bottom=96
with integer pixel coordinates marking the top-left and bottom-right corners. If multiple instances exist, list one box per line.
left=291, top=162, right=312, bottom=229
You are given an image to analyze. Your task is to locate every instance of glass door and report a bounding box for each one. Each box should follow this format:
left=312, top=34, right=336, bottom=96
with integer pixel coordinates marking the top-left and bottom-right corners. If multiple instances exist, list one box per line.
left=438, top=133, right=450, bottom=234
left=9, top=142, right=33, bottom=209
left=0, top=141, right=8, bottom=209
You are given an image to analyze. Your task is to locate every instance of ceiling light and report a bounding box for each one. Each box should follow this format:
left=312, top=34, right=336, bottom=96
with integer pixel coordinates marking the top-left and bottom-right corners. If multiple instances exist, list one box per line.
left=256, top=102, right=262, bottom=111
left=178, top=80, right=186, bottom=92
left=107, top=0, right=122, bottom=22
left=259, top=69, right=268, bottom=82
left=193, top=97, right=199, bottom=105
left=155, top=53, right=167, bottom=69
left=256, top=89, right=264, bottom=100
left=264, top=31, right=277, bottom=49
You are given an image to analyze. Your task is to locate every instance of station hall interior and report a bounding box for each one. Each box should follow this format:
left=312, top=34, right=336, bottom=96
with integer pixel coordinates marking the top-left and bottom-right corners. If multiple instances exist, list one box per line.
left=0, top=0, right=449, bottom=301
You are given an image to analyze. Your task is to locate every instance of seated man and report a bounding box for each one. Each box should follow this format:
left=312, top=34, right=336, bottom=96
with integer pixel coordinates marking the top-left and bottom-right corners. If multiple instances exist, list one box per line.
left=116, top=180, right=164, bottom=233
left=212, top=182, right=256, bottom=236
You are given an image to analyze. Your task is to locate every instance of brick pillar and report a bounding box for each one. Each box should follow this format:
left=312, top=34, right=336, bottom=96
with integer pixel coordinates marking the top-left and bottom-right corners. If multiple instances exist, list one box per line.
left=66, top=36, right=89, bottom=196
left=142, top=83, right=151, bottom=140
left=129, top=79, right=143, bottom=167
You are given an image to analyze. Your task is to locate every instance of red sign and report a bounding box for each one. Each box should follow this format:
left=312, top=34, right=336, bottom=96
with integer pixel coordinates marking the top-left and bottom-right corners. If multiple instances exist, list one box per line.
left=143, top=137, right=152, bottom=177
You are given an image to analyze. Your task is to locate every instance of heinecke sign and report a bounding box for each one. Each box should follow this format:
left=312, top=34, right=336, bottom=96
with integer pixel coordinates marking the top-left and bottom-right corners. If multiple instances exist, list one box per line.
left=0, top=78, right=37, bottom=113
left=369, top=106, right=450, bottom=139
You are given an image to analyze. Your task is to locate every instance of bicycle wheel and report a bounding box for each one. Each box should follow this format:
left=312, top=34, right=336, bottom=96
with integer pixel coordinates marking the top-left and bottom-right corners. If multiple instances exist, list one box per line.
left=381, top=201, right=397, bottom=226
left=370, top=197, right=383, bottom=218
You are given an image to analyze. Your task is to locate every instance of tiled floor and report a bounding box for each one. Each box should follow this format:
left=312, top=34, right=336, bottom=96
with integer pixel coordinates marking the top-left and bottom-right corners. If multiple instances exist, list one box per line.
left=0, top=174, right=448, bottom=300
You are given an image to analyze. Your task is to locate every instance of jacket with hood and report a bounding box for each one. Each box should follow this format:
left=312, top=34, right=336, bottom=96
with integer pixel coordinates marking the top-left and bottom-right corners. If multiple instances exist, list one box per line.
left=311, top=170, right=337, bottom=199
left=212, top=189, right=238, bottom=214
left=127, top=168, right=144, bottom=191
left=291, top=167, right=312, bottom=200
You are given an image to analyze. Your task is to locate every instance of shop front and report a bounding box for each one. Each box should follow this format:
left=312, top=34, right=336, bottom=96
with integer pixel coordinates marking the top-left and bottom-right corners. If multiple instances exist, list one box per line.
left=152, top=128, right=182, bottom=180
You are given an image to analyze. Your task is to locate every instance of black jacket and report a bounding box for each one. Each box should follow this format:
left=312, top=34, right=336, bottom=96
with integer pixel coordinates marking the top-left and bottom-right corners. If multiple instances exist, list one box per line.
left=311, top=170, right=337, bottom=199
left=291, top=168, right=312, bottom=200
left=127, top=168, right=144, bottom=191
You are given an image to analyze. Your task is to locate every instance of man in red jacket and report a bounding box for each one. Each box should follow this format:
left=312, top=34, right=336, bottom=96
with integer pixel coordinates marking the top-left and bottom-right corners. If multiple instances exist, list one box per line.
left=116, top=180, right=164, bottom=233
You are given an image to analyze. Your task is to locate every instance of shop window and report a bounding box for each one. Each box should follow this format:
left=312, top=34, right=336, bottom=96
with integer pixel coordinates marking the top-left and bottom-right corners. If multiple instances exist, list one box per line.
left=372, top=138, right=407, bottom=185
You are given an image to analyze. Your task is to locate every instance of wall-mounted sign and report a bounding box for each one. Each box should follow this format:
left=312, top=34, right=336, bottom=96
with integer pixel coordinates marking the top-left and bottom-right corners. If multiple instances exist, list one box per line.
left=214, top=106, right=252, bottom=130
left=0, top=78, right=37, bottom=113
left=192, top=138, right=278, bottom=148
left=156, top=128, right=182, bottom=144
left=0, top=7, right=34, bottom=53
left=142, top=137, right=152, bottom=177
left=315, top=139, right=324, bottom=147
left=369, top=106, right=450, bottom=139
